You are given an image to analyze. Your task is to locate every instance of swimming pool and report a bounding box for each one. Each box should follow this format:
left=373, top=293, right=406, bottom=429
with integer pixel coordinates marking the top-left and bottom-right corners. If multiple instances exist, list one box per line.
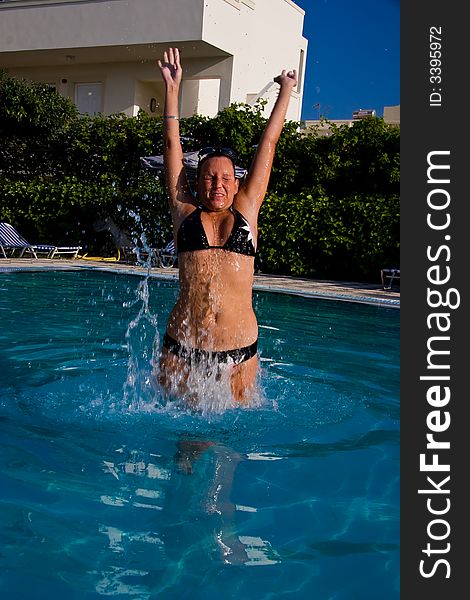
left=0, top=270, right=399, bottom=599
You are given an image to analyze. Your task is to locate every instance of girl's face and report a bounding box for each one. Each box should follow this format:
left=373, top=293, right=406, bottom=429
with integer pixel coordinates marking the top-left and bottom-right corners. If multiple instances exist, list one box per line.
left=197, top=156, right=239, bottom=212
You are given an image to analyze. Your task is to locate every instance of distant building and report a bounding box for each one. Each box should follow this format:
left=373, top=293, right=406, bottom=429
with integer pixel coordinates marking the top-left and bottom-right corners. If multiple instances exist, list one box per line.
left=352, top=108, right=376, bottom=119
left=0, top=0, right=307, bottom=121
left=383, top=105, right=400, bottom=126
left=301, top=105, right=400, bottom=136
left=301, top=119, right=354, bottom=137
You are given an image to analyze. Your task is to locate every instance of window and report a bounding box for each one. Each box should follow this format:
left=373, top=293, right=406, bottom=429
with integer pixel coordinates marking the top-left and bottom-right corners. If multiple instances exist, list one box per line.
left=297, top=49, right=304, bottom=94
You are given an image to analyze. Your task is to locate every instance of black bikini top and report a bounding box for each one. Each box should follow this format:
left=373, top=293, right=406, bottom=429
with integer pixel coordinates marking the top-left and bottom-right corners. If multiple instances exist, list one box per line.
left=176, top=207, right=256, bottom=256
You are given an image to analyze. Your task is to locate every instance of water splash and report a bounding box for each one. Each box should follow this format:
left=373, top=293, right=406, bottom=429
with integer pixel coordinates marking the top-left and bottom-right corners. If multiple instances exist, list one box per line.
left=156, top=350, right=266, bottom=421
left=122, top=275, right=160, bottom=411
left=120, top=214, right=265, bottom=417
left=127, top=209, right=156, bottom=269
left=121, top=210, right=161, bottom=411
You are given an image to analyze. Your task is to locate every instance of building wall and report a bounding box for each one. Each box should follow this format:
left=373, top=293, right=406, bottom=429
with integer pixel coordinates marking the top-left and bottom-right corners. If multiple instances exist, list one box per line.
left=203, top=0, right=307, bottom=120
left=0, top=0, right=307, bottom=121
left=0, top=0, right=203, bottom=52
left=383, top=105, right=400, bottom=126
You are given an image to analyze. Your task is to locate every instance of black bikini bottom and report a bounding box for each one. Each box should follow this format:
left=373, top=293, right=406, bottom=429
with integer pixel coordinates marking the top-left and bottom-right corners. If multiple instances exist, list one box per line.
left=162, top=333, right=258, bottom=366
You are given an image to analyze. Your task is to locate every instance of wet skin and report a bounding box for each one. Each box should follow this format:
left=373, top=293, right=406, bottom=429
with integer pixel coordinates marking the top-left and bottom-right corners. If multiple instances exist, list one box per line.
left=159, top=157, right=259, bottom=404
left=157, top=46, right=297, bottom=405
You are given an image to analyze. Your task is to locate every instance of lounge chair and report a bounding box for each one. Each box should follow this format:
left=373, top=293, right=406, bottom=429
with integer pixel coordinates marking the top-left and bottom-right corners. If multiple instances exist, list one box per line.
left=381, top=267, right=400, bottom=290
left=120, top=239, right=177, bottom=268
left=156, top=239, right=177, bottom=268
left=0, top=222, right=81, bottom=259
left=120, top=245, right=155, bottom=265
left=0, top=222, right=37, bottom=258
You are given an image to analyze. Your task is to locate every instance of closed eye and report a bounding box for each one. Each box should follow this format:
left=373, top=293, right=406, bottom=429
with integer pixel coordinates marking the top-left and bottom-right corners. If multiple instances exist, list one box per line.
left=204, top=175, right=233, bottom=182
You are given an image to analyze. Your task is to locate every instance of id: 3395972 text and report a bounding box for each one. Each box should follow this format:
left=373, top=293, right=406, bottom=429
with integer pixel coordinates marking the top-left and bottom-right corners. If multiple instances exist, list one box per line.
left=429, top=26, right=443, bottom=107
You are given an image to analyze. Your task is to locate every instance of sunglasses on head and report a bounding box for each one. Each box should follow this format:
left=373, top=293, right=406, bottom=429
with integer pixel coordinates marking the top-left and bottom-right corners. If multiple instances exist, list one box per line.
left=197, top=146, right=237, bottom=163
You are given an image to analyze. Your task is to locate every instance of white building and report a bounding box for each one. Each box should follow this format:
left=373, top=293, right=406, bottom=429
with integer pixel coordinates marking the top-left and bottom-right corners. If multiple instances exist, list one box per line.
left=0, top=0, right=307, bottom=121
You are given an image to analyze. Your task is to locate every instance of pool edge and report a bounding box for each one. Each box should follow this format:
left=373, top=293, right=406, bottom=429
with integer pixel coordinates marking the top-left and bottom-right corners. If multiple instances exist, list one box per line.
left=0, top=261, right=400, bottom=309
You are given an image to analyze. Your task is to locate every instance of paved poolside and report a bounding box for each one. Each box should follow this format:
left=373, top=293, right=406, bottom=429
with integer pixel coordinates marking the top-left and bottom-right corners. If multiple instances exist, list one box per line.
left=0, top=258, right=400, bottom=308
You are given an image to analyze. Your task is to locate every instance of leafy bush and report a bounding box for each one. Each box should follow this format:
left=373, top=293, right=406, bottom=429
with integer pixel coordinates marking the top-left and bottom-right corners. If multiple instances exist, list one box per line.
left=0, top=173, right=171, bottom=253
left=258, top=189, right=399, bottom=280
left=0, top=70, right=78, bottom=137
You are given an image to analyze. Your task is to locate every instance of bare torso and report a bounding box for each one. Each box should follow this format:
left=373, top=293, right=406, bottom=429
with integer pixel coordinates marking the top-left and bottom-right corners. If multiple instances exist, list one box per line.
left=159, top=205, right=260, bottom=404
left=166, top=248, right=257, bottom=350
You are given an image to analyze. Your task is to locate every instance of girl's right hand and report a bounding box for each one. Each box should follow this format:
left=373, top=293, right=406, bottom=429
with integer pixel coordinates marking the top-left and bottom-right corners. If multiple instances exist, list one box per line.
left=274, top=69, right=297, bottom=90
left=157, top=47, right=182, bottom=88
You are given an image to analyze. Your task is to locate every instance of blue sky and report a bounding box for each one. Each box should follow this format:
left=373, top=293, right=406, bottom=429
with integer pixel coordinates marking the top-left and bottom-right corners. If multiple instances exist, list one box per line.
left=293, top=0, right=400, bottom=120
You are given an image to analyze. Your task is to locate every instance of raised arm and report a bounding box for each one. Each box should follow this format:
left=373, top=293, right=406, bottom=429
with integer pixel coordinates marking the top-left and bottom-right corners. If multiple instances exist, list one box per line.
left=236, top=70, right=297, bottom=218
left=157, top=48, right=194, bottom=218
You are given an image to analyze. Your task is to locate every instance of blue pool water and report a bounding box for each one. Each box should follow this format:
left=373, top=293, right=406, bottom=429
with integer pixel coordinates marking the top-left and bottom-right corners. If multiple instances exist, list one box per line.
left=0, top=270, right=399, bottom=599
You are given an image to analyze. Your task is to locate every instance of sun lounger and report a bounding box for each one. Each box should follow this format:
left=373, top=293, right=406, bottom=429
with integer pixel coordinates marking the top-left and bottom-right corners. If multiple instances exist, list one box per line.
left=157, top=239, right=177, bottom=268
left=0, top=222, right=38, bottom=258
left=381, top=267, right=400, bottom=290
left=0, top=222, right=81, bottom=259
left=36, top=245, right=82, bottom=259
left=121, top=240, right=176, bottom=268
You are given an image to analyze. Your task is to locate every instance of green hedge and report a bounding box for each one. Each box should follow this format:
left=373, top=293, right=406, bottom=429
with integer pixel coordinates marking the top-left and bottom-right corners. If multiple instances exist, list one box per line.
left=258, top=190, right=399, bottom=279
left=0, top=174, right=171, bottom=253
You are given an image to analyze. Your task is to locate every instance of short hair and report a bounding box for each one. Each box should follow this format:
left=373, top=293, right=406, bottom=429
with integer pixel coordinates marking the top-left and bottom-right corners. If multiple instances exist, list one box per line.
left=196, top=146, right=237, bottom=180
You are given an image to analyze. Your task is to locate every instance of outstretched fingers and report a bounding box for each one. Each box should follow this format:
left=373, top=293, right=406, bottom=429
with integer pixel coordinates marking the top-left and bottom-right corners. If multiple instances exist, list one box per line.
left=157, top=47, right=183, bottom=87
left=158, top=48, right=179, bottom=69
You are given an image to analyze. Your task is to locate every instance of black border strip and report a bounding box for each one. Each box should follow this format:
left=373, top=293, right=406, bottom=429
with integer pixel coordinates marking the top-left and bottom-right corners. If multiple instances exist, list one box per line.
left=401, top=3, right=466, bottom=597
